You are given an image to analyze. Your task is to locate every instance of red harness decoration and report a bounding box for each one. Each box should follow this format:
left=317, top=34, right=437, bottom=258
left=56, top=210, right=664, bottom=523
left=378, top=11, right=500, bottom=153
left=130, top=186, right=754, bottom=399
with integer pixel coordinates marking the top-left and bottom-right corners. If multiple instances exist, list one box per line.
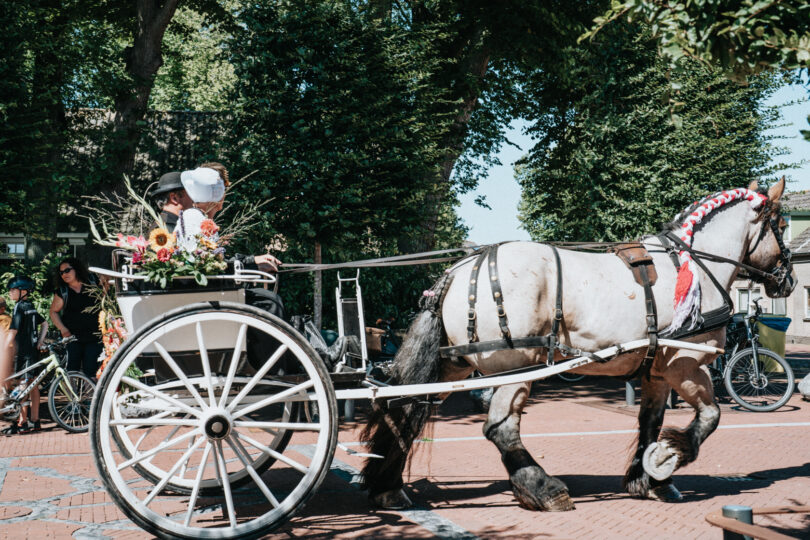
left=665, top=188, right=767, bottom=333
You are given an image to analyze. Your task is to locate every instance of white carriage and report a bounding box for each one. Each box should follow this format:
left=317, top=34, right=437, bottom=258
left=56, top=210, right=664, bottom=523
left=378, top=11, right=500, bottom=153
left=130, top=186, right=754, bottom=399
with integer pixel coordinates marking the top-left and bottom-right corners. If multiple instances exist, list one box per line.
left=89, top=264, right=723, bottom=539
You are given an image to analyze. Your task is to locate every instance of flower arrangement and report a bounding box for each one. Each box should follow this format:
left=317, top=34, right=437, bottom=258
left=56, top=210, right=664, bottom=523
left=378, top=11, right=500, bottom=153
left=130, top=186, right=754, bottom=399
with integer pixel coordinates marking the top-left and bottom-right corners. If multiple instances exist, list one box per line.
left=89, top=176, right=227, bottom=288
left=96, top=310, right=128, bottom=379
left=113, top=220, right=226, bottom=288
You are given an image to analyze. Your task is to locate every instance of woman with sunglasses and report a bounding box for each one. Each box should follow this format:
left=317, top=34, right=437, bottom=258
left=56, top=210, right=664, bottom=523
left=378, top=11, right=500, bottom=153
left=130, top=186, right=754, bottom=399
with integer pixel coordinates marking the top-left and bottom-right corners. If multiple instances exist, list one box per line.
left=49, top=257, right=103, bottom=379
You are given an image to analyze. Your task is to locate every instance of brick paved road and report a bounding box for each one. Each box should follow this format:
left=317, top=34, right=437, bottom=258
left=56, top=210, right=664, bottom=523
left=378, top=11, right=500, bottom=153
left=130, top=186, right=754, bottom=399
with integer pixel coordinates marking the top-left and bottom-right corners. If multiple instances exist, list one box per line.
left=0, top=375, right=807, bottom=539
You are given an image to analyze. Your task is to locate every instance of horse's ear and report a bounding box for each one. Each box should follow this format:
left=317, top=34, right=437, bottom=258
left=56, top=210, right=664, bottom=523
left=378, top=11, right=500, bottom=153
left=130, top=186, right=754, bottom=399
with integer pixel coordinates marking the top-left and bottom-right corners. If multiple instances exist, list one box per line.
left=768, top=177, right=786, bottom=202
left=748, top=180, right=759, bottom=191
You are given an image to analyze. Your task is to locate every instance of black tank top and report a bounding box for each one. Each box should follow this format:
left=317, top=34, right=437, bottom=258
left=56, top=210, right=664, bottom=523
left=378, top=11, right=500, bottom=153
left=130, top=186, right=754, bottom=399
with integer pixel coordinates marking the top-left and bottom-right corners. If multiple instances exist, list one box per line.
left=61, top=284, right=100, bottom=342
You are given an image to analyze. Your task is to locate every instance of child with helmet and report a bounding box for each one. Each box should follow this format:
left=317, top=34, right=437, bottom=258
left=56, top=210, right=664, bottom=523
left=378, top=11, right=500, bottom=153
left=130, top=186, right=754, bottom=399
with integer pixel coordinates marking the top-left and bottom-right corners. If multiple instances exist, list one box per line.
left=2, top=275, right=49, bottom=435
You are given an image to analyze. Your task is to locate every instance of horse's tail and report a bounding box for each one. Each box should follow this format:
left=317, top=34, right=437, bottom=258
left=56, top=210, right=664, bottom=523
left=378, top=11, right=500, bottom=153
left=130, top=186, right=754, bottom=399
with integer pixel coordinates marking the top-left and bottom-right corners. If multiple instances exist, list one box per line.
left=361, top=271, right=453, bottom=499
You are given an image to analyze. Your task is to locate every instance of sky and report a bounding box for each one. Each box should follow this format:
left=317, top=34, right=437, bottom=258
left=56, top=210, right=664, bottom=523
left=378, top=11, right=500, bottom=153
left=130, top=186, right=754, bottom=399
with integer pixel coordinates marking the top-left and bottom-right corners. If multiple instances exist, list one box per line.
left=458, top=81, right=810, bottom=245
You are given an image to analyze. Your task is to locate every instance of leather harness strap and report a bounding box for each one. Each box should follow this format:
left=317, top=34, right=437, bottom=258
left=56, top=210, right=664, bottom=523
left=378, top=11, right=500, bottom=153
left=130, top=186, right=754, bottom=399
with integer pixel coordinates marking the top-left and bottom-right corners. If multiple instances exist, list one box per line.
left=441, top=243, right=605, bottom=364
left=487, top=244, right=513, bottom=345
left=467, top=247, right=491, bottom=342
left=661, top=232, right=734, bottom=340
left=611, top=243, right=659, bottom=370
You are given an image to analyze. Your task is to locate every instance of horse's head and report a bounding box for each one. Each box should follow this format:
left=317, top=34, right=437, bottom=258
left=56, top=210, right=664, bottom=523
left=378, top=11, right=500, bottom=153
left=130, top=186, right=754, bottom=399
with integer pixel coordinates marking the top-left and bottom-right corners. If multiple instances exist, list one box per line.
left=743, top=178, right=796, bottom=298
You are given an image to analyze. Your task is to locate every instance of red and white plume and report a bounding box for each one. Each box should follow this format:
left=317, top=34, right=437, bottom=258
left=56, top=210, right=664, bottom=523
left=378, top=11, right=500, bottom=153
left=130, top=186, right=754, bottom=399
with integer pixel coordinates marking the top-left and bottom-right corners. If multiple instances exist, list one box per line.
left=664, top=188, right=767, bottom=334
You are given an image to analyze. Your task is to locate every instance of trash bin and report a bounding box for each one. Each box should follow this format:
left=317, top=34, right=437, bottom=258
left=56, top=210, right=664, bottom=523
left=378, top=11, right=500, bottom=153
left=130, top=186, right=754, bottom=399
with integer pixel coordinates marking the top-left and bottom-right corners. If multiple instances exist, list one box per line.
left=757, top=315, right=790, bottom=359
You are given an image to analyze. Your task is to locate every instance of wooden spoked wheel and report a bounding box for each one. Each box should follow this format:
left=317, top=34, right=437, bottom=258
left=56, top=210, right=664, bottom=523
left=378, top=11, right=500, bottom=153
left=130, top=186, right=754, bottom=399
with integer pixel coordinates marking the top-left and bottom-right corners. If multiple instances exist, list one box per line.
left=90, top=302, right=337, bottom=539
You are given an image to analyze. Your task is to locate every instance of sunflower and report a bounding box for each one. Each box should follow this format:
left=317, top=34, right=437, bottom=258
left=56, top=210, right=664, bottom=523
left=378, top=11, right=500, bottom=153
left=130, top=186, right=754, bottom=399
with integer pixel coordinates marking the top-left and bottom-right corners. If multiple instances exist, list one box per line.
left=148, top=227, right=176, bottom=251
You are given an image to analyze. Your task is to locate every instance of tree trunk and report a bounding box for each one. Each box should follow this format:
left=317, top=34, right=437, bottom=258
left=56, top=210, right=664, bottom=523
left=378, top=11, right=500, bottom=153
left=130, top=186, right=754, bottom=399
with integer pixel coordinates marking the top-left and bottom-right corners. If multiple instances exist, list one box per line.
left=106, top=0, right=179, bottom=194
left=313, top=241, right=323, bottom=329
left=407, top=45, right=491, bottom=252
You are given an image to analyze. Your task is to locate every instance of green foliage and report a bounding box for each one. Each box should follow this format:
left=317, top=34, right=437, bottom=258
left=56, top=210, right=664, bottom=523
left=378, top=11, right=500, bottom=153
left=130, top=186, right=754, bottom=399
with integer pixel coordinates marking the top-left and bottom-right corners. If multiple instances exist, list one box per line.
left=517, top=25, right=790, bottom=242
left=1, top=247, right=69, bottom=318
left=587, top=1, right=810, bottom=81
left=232, top=1, right=453, bottom=252
left=149, top=6, right=237, bottom=111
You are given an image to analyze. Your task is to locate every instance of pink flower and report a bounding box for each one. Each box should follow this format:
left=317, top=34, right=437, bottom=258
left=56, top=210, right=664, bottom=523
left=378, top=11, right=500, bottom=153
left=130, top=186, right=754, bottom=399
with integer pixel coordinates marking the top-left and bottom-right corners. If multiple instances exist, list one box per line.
left=157, top=248, right=171, bottom=262
left=131, top=235, right=149, bottom=251
left=115, top=233, right=124, bottom=247
left=131, top=251, right=143, bottom=264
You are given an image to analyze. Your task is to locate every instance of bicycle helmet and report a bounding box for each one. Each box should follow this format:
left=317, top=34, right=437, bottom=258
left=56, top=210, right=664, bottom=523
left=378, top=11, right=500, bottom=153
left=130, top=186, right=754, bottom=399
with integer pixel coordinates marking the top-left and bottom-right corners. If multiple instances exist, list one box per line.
left=6, top=275, right=35, bottom=291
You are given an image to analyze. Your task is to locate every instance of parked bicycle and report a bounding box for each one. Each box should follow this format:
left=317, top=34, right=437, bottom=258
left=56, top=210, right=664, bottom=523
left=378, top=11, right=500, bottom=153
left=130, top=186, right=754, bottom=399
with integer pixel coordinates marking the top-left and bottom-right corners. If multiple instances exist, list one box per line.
left=710, top=298, right=795, bottom=412
left=0, top=336, right=95, bottom=432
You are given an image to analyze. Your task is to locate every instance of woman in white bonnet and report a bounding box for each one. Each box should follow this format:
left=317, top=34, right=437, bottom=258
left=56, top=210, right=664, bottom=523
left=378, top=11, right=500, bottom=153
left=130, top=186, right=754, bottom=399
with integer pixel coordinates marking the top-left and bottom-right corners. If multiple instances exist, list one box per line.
left=176, top=167, right=226, bottom=247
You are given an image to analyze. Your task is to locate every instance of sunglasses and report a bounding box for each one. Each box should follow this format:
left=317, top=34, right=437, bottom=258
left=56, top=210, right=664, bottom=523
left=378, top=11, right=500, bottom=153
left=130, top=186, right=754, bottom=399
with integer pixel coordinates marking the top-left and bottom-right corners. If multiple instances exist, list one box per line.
left=59, top=267, right=74, bottom=275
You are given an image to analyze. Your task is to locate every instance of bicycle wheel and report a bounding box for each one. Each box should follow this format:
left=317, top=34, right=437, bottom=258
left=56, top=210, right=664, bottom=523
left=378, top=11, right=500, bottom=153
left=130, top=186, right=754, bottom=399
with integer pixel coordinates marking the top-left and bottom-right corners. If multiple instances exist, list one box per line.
left=723, top=347, right=795, bottom=412
left=48, top=371, right=95, bottom=432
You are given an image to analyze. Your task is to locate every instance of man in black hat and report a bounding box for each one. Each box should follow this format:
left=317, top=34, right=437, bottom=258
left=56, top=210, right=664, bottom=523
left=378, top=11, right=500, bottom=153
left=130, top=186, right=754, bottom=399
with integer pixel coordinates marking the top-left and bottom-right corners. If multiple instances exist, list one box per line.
left=151, top=171, right=194, bottom=230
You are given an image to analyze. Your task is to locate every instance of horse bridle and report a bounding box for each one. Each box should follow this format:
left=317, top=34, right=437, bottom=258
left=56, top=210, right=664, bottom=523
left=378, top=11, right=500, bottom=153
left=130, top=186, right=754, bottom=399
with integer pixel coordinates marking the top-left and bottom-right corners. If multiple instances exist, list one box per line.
left=744, top=213, right=793, bottom=291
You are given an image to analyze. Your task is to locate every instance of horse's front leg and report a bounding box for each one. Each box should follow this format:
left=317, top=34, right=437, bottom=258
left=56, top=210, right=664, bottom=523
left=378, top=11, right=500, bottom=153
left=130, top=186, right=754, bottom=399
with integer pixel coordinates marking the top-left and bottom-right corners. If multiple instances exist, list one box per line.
left=485, top=382, right=574, bottom=511
left=643, top=354, right=720, bottom=484
left=623, top=373, right=683, bottom=502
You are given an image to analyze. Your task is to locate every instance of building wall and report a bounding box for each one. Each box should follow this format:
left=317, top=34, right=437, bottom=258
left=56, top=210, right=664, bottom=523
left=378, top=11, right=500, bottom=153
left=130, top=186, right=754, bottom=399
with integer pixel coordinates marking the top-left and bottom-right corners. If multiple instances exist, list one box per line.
left=788, top=213, right=810, bottom=242
left=730, top=259, right=810, bottom=344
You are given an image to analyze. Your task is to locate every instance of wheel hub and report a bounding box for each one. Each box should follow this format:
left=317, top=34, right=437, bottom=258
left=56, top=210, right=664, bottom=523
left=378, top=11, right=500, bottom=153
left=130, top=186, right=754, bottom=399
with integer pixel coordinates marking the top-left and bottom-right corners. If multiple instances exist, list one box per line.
left=749, top=374, right=769, bottom=390
left=203, top=411, right=232, bottom=440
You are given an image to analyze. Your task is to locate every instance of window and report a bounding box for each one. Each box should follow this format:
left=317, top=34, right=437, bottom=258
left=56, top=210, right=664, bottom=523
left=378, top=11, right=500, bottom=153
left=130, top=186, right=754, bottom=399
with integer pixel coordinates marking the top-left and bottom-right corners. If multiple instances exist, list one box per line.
left=0, top=236, right=25, bottom=260
left=805, top=288, right=810, bottom=319
left=737, top=288, right=761, bottom=313
left=771, top=297, right=786, bottom=315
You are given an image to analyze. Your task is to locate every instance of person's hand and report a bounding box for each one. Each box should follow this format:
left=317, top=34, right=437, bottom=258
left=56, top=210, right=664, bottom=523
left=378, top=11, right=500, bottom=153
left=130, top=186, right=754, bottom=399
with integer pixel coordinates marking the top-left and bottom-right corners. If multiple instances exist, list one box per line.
left=60, top=328, right=72, bottom=338
left=37, top=341, right=47, bottom=352
left=254, top=254, right=282, bottom=273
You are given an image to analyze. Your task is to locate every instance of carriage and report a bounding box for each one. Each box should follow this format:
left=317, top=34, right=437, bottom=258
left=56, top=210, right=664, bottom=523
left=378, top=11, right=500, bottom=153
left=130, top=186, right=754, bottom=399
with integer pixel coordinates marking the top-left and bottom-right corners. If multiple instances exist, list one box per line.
left=89, top=262, right=722, bottom=539
left=87, top=181, right=794, bottom=539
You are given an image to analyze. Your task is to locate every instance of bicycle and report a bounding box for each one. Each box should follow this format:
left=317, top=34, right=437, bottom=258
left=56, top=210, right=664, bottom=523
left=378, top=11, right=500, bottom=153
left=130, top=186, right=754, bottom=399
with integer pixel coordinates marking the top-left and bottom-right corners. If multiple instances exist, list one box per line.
left=710, top=298, right=796, bottom=412
left=0, top=336, right=96, bottom=432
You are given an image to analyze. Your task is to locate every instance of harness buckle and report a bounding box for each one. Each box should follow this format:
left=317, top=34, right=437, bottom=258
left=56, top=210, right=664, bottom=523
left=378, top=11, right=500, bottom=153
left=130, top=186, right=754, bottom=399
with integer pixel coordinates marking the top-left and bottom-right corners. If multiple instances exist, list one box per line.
left=554, top=308, right=563, bottom=321
left=496, top=306, right=506, bottom=318
left=467, top=309, right=476, bottom=321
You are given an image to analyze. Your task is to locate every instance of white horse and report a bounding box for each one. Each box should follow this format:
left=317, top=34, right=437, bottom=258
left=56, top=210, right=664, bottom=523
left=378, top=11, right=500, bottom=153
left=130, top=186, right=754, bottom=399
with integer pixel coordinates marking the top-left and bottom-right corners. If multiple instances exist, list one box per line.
left=361, top=179, right=795, bottom=510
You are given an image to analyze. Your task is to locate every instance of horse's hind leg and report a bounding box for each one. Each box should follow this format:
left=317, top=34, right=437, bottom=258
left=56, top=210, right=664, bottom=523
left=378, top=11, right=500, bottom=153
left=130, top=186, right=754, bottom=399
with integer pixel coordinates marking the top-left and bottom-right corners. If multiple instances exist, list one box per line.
left=485, top=382, right=574, bottom=511
left=643, top=354, right=720, bottom=484
left=624, top=374, right=683, bottom=502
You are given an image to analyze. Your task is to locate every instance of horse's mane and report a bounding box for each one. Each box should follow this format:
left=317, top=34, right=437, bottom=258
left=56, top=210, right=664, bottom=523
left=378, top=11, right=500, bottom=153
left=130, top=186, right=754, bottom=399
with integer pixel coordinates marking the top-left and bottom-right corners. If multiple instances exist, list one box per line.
left=666, top=186, right=779, bottom=232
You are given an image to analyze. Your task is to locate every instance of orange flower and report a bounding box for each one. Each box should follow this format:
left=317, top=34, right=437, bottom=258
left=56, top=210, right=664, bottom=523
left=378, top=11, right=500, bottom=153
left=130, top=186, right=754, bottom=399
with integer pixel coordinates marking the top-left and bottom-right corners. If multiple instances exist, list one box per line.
left=148, top=227, right=176, bottom=251
left=200, top=219, right=219, bottom=236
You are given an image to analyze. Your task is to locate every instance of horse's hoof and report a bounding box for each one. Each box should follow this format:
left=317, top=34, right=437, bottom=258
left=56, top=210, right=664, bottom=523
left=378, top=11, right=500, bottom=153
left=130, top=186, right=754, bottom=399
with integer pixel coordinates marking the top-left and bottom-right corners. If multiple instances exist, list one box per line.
left=649, top=483, right=683, bottom=503
left=542, top=490, right=575, bottom=512
left=515, top=488, right=575, bottom=512
left=371, top=489, right=413, bottom=510
left=642, top=441, right=678, bottom=481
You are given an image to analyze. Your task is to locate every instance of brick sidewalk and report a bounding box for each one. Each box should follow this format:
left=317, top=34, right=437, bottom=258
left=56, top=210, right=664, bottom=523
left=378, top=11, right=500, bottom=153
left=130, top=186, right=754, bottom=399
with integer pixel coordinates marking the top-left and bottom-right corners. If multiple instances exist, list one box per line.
left=0, top=378, right=808, bottom=539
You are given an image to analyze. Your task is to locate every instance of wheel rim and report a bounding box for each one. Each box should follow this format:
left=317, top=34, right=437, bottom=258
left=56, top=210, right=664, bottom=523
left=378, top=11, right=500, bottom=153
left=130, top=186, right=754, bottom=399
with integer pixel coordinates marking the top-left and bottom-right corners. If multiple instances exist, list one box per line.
left=93, top=307, right=336, bottom=538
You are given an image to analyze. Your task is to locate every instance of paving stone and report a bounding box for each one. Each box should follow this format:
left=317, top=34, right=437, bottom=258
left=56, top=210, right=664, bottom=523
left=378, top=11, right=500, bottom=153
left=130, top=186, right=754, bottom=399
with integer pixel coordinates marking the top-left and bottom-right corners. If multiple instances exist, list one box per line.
left=0, top=379, right=806, bottom=539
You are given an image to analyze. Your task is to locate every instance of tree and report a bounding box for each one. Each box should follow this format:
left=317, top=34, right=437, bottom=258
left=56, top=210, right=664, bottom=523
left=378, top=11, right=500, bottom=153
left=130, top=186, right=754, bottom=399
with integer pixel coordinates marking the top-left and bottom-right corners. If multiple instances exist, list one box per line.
left=588, top=1, right=810, bottom=81
left=517, top=24, right=788, bottom=242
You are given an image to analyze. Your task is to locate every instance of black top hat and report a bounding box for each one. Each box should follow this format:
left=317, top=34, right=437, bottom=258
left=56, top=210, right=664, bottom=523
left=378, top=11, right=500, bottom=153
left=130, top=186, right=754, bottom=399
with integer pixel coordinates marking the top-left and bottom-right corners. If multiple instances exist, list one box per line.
left=150, top=171, right=184, bottom=197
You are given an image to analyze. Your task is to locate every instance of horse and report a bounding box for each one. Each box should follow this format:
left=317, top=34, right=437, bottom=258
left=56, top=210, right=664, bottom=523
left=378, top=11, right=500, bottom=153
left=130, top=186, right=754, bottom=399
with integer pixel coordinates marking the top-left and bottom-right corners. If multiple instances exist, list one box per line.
left=360, top=179, right=795, bottom=511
